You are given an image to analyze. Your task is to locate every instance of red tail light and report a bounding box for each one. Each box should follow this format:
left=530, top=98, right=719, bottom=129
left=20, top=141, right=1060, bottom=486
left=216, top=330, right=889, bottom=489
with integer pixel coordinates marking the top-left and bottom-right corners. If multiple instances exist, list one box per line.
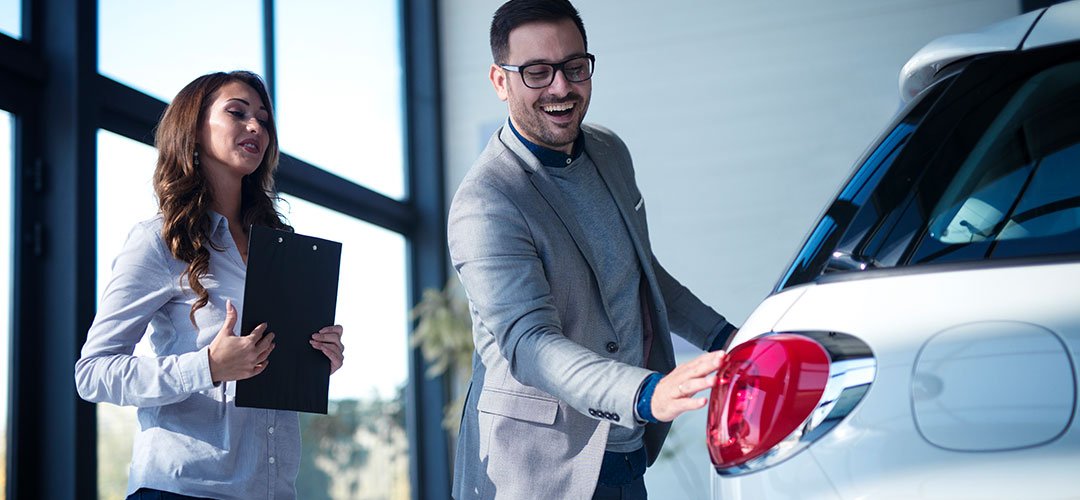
left=707, top=334, right=830, bottom=470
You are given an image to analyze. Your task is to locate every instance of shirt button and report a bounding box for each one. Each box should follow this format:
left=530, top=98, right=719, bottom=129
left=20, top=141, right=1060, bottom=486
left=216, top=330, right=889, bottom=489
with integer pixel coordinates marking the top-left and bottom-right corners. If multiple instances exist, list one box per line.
left=268, top=426, right=275, bottom=434
left=565, top=158, right=572, bottom=165
left=606, top=342, right=618, bottom=353
left=269, top=457, right=276, bottom=465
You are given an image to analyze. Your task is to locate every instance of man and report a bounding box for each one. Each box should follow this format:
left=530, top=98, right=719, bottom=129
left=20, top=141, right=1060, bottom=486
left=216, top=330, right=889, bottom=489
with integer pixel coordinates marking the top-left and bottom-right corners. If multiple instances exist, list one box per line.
left=448, top=1, right=736, bottom=498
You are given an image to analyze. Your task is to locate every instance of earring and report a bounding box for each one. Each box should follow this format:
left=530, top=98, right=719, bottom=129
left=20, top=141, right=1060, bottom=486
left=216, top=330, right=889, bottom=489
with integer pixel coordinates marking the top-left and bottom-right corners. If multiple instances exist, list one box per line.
left=194, top=150, right=200, bottom=167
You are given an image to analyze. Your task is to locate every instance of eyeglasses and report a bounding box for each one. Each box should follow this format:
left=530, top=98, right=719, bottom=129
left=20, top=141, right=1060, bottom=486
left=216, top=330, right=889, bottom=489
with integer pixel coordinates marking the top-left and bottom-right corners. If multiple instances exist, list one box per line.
left=499, top=54, right=596, bottom=89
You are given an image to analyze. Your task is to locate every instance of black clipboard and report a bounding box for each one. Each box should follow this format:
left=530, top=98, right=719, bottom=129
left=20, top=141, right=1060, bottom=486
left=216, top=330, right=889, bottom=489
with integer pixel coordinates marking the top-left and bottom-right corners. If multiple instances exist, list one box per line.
left=235, top=225, right=342, bottom=414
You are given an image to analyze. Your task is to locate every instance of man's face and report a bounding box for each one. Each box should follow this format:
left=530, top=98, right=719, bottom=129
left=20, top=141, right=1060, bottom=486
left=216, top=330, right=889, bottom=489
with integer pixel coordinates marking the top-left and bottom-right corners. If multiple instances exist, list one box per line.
left=490, top=18, right=592, bottom=154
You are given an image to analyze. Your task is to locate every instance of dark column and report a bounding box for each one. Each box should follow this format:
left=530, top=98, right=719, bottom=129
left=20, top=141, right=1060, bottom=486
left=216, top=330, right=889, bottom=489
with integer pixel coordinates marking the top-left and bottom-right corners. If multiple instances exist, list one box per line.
left=262, top=0, right=276, bottom=101
left=10, top=0, right=99, bottom=497
left=402, top=0, right=452, bottom=498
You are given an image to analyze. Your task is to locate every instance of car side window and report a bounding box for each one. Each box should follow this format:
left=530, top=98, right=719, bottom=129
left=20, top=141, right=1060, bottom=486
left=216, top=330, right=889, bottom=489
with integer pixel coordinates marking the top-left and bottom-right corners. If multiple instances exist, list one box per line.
left=910, top=61, right=1080, bottom=263
left=773, top=85, right=946, bottom=291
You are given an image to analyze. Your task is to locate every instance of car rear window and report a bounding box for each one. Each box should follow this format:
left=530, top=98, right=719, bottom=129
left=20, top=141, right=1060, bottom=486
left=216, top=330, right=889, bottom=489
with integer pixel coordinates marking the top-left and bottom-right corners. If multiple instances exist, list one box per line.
left=911, top=61, right=1080, bottom=263
left=775, top=42, right=1080, bottom=292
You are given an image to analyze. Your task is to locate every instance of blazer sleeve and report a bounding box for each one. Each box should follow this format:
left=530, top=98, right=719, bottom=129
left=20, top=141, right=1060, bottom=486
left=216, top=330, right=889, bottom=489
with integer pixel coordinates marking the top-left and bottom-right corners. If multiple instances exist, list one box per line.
left=74, top=222, right=216, bottom=407
left=448, top=176, right=652, bottom=429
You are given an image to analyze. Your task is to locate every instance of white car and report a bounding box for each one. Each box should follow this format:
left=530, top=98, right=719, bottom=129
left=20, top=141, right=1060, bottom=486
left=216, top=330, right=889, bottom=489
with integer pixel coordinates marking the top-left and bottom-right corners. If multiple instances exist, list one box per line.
left=708, top=2, right=1080, bottom=498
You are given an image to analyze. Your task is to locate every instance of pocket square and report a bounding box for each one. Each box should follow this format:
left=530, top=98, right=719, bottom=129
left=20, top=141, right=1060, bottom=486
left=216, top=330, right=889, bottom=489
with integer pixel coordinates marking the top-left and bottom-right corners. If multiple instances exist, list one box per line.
left=634, top=198, right=644, bottom=211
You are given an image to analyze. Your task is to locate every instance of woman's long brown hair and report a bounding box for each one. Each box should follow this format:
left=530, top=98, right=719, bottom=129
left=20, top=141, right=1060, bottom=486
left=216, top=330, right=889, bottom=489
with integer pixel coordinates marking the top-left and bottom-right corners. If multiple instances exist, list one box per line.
left=153, top=71, right=292, bottom=326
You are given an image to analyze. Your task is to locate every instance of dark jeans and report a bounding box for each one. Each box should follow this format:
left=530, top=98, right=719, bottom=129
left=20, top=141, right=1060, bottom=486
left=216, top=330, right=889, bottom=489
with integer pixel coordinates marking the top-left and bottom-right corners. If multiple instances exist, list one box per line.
left=126, top=488, right=215, bottom=500
left=593, top=447, right=648, bottom=500
left=593, top=476, right=647, bottom=500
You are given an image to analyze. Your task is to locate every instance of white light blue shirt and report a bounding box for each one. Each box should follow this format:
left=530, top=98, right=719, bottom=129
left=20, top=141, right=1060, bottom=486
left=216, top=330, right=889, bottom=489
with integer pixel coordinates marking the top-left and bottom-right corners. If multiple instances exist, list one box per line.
left=75, top=212, right=299, bottom=499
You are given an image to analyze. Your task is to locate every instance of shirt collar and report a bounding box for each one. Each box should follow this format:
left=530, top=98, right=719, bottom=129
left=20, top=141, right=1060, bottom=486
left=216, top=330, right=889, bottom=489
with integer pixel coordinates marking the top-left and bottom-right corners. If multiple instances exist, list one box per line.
left=206, top=210, right=230, bottom=235
left=508, top=118, right=585, bottom=168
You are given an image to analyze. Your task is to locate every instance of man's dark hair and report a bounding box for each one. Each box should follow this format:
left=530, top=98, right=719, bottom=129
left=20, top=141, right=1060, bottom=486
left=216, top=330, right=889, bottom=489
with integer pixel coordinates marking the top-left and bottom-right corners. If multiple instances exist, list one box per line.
left=490, top=0, right=588, bottom=64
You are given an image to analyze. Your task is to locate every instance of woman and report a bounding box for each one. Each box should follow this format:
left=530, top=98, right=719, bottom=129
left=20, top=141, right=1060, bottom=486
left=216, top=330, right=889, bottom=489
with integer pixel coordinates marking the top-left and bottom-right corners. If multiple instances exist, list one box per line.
left=75, top=71, right=344, bottom=499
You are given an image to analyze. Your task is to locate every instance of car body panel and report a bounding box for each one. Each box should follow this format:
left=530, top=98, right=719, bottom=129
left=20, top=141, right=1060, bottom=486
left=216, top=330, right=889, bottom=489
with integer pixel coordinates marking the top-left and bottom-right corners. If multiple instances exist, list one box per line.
left=734, top=285, right=808, bottom=342
left=1024, top=0, right=1080, bottom=49
left=913, top=321, right=1075, bottom=451
left=717, top=261, right=1080, bottom=498
left=709, top=441, right=842, bottom=500
left=773, top=262, right=1080, bottom=372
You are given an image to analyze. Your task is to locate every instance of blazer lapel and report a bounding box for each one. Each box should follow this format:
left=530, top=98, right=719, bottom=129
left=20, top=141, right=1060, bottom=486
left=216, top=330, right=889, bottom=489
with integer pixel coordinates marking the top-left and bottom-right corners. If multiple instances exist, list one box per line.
left=585, top=127, right=674, bottom=367
left=499, top=125, right=605, bottom=290
left=585, top=128, right=656, bottom=288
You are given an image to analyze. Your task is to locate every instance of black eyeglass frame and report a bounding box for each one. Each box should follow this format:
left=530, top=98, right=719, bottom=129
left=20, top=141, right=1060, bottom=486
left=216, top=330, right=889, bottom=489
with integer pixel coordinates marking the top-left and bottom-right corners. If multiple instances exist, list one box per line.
left=498, top=53, right=596, bottom=89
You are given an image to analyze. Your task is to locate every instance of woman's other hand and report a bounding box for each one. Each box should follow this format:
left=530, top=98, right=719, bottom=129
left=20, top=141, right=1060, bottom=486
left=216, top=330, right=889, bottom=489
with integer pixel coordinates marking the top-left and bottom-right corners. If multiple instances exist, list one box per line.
left=208, top=299, right=276, bottom=383
left=311, top=325, right=344, bottom=375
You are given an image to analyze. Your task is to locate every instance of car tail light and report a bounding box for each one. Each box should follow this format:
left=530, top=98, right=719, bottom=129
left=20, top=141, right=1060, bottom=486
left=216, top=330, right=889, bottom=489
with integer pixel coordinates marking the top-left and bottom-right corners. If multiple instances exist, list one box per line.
left=706, top=332, right=876, bottom=475
left=707, top=334, right=829, bottom=469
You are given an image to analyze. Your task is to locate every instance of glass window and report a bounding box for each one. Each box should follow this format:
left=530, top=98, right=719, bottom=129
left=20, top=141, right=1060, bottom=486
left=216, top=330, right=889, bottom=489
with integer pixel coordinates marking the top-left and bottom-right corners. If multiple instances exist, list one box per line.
left=94, top=129, right=159, bottom=500
left=0, top=0, right=19, bottom=39
left=0, top=111, right=12, bottom=500
left=278, top=195, right=410, bottom=499
left=992, top=143, right=1080, bottom=255
left=912, top=61, right=1080, bottom=263
left=775, top=80, right=947, bottom=291
left=98, top=0, right=264, bottom=102
left=275, top=0, right=406, bottom=200
left=781, top=54, right=1080, bottom=291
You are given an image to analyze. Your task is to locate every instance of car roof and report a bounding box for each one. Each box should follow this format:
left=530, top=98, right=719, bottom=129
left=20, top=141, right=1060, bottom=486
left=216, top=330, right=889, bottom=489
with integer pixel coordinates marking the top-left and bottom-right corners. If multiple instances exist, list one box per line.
left=898, top=0, right=1080, bottom=104
left=1024, top=0, right=1080, bottom=49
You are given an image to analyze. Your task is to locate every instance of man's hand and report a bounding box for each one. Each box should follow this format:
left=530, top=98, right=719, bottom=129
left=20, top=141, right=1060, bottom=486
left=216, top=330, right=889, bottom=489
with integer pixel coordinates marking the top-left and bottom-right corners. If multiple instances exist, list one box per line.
left=651, top=350, right=725, bottom=422
left=208, top=299, right=276, bottom=383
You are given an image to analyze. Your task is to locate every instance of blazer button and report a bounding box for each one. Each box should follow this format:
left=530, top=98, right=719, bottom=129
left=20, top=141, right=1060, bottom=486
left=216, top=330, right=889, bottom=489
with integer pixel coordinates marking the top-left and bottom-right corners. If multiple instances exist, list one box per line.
left=606, top=342, right=619, bottom=353
left=589, top=409, right=597, bottom=417
left=612, top=413, right=620, bottom=422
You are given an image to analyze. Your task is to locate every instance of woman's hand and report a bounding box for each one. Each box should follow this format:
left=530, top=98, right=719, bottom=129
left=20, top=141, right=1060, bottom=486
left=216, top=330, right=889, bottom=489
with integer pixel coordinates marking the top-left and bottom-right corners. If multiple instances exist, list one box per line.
left=208, top=299, right=276, bottom=383
left=311, top=325, right=344, bottom=375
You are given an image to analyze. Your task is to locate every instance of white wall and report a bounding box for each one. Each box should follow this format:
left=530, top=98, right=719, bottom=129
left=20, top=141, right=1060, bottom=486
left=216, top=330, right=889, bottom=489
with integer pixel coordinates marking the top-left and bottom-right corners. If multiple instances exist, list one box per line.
left=440, top=0, right=1019, bottom=497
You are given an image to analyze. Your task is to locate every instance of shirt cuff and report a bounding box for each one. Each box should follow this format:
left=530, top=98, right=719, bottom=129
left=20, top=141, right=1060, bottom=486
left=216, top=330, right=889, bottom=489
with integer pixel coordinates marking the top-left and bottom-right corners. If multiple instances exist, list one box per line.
left=178, top=346, right=217, bottom=393
left=708, top=323, right=738, bottom=352
left=635, top=372, right=664, bottom=424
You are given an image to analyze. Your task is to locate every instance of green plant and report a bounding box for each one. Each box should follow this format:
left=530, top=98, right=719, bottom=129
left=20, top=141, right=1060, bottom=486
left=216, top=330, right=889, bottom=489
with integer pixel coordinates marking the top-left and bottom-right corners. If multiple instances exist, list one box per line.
left=409, top=278, right=474, bottom=436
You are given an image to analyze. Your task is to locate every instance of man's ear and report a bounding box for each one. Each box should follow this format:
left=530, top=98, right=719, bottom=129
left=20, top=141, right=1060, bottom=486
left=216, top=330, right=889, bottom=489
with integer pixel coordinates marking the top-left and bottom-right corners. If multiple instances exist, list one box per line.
left=490, top=64, right=509, bottom=102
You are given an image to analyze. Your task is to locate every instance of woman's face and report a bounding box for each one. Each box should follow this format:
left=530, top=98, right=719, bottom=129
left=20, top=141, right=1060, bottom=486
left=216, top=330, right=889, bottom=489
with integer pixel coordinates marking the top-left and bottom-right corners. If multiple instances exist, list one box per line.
left=197, top=80, right=272, bottom=180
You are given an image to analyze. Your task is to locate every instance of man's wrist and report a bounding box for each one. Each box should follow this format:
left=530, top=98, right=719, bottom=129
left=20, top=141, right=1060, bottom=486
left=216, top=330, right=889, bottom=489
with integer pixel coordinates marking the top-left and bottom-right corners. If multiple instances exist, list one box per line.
left=708, top=323, right=738, bottom=352
left=635, top=372, right=664, bottom=424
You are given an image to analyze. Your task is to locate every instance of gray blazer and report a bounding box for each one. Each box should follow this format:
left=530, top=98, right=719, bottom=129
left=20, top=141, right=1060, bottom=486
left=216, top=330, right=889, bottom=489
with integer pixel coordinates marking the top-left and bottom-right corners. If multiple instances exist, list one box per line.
left=449, top=122, right=727, bottom=499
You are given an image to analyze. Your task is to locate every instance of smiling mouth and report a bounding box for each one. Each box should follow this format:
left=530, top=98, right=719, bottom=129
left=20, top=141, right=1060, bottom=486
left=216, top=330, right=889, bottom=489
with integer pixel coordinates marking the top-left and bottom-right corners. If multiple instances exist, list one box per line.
left=541, top=102, right=575, bottom=117
left=239, top=142, right=261, bottom=155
